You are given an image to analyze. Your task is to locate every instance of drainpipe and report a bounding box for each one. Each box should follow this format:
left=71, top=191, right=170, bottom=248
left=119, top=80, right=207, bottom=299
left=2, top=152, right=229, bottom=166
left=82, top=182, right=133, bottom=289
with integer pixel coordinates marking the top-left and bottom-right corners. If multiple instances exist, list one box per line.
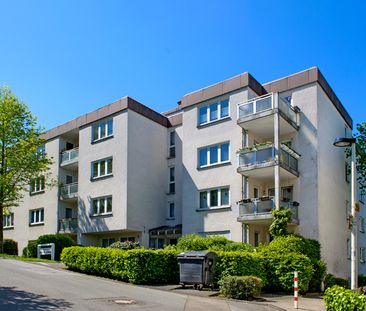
left=273, top=93, right=281, bottom=210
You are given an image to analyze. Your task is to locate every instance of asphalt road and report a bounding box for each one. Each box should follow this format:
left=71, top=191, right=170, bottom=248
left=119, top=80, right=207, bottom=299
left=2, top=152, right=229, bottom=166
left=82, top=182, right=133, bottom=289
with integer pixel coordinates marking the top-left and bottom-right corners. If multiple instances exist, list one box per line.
left=0, top=258, right=273, bottom=311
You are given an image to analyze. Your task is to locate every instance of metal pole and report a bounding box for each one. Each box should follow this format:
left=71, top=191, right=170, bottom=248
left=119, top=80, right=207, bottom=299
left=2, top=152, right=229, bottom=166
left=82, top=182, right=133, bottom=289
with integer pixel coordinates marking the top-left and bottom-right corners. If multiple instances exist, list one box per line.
left=294, top=271, right=298, bottom=309
left=351, top=142, right=358, bottom=290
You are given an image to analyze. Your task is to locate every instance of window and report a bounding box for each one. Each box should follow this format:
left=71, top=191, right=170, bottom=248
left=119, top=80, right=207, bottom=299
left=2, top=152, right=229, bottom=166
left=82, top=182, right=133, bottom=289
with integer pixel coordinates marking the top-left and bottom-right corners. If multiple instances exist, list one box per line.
left=120, top=237, right=135, bottom=242
left=169, top=131, right=176, bottom=158
left=91, top=158, right=113, bottom=179
left=30, top=176, right=45, bottom=193
left=198, top=99, right=230, bottom=125
left=254, top=231, right=260, bottom=247
left=29, top=208, right=44, bottom=225
left=37, top=145, right=45, bottom=159
left=92, top=196, right=112, bottom=216
left=169, top=167, right=175, bottom=193
left=360, top=216, right=365, bottom=233
left=3, top=213, right=14, bottom=228
left=345, top=162, right=350, bottom=183
left=92, top=119, right=113, bottom=142
left=198, top=142, right=230, bottom=168
left=102, top=238, right=115, bottom=248
left=254, top=187, right=259, bottom=198
left=168, top=202, right=175, bottom=218
left=347, top=238, right=351, bottom=259
left=361, top=247, right=366, bottom=263
left=199, top=187, right=230, bottom=209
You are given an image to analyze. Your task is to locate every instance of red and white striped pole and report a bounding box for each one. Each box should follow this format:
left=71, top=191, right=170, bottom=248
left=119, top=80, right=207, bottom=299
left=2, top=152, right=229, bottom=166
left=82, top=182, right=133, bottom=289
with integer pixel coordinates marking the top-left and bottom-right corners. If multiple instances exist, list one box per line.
left=294, top=271, right=298, bottom=309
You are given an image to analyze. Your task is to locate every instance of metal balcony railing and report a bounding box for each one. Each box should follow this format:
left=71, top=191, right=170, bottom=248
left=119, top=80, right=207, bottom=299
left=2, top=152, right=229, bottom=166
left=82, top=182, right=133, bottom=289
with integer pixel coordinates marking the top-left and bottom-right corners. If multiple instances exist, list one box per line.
left=60, top=182, right=78, bottom=199
left=58, top=218, right=78, bottom=233
left=61, top=148, right=79, bottom=164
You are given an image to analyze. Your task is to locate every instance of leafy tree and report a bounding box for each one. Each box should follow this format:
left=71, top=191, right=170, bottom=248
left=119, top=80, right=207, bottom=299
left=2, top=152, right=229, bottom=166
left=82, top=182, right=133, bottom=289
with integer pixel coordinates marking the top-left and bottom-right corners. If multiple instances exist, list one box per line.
left=354, top=122, right=366, bottom=194
left=269, top=207, right=292, bottom=238
left=0, top=87, right=52, bottom=253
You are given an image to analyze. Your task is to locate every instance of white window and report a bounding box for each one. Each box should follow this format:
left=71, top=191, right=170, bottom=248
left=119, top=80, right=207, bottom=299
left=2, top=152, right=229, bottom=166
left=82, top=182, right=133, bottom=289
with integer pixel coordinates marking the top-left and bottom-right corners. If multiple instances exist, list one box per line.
left=91, top=158, right=113, bottom=179
left=92, top=119, right=113, bottom=142
left=169, top=131, right=176, bottom=158
left=169, top=167, right=175, bottom=194
left=360, top=216, right=365, bottom=233
left=361, top=247, right=366, bottom=263
left=30, top=208, right=44, bottom=225
left=198, top=99, right=229, bottom=125
left=199, top=187, right=230, bottom=209
left=168, top=202, right=175, bottom=218
left=30, top=176, right=45, bottom=193
left=3, top=213, right=14, bottom=228
left=92, top=196, right=112, bottom=216
left=198, top=142, right=230, bottom=168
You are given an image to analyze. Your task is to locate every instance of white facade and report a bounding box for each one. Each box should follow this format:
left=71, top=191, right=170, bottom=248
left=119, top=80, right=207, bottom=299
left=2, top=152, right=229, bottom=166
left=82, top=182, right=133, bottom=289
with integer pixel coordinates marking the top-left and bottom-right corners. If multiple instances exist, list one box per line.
left=3, top=67, right=364, bottom=279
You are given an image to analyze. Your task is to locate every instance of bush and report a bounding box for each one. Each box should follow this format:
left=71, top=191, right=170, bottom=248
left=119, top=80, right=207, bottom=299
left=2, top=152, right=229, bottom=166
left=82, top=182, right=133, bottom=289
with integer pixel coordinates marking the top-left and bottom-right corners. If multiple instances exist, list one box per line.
left=308, top=259, right=327, bottom=292
left=269, top=207, right=292, bottom=237
left=61, top=246, right=179, bottom=284
left=108, top=241, right=141, bottom=250
left=176, top=234, right=253, bottom=252
left=22, top=240, right=37, bottom=258
left=324, top=285, right=366, bottom=310
left=264, top=252, right=314, bottom=293
left=37, top=234, right=74, bottom=261
left=219, top=276, right=263, bottom=299
left=1, top=239, right=18, bottom=255
left=215, top=251, right=266, bottom=284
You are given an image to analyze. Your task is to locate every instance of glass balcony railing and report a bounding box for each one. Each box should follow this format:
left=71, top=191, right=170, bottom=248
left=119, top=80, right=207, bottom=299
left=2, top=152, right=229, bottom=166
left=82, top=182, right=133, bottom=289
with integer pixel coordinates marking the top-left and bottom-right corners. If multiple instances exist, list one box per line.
left=58, top=218, right=78, bottom=234
left=60, top=183, right=78, bottom=199
left=237, top=94, right=299, bottom=126
left=238, top=198, right=298, bottom=221
left=61, top=148, right=79, bottom=164
left=237, top=143, right=300, bottom=174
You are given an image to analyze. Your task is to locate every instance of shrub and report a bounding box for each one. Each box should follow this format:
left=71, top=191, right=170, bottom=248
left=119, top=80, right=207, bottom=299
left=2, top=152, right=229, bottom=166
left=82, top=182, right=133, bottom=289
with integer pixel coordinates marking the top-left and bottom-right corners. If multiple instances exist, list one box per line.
left=1, top=239, right=18, bottom=255
left=211, top=241, right=254, bottom=252
left=108, top=241, right=141, bottom=250
left=219, top=276, right=263, bottom=299
left=176, top=234, right=210, bottom=251
left=264, top=252, right=314, bottom=293
left=61, top=246, right=179, bottom=284
left=269, top=207, right=292, bottom=237
left=37, top=234, right=74, bottom=261
left=22, top=240, right=37, bottom=258
left=214, top=251, right=266, bottom=284
left=308, top=259, right=327, bottom=292
left=324, top=285, right=366, bottom=310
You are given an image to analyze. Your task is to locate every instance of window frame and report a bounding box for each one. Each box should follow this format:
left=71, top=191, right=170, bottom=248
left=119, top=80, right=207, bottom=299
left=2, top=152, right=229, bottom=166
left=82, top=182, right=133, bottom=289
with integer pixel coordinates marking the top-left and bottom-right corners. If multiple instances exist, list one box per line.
left=91, top=196, right=113, bottom=216
left=198, top=142, right=230, bottom=168
left=29, top=208, right=44, bottom=226
left=361, top=247, right=366, bottom=263
left=169, top=131, right=176, bottom=158
left=360, top=216, right=365, bottom=233
left=199, top=186, right=230, bottom=210
left=92, top=118, right=113, bottom=143
left=197, top=99, right=230, bottom=126
left=168, top=166, right=175, bottom=194
left=167, top=202, right=175, bottom=219
left=30, top=176, right=45, bottom=194
left=3, top=213, right=14, bottom=228
left=91, top=157, right=113, bottom=180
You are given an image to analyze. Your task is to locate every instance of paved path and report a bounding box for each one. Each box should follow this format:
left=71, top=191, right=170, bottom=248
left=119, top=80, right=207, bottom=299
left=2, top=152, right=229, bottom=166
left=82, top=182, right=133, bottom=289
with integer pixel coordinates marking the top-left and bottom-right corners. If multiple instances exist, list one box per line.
left=0, top=258, right=324, bottom=310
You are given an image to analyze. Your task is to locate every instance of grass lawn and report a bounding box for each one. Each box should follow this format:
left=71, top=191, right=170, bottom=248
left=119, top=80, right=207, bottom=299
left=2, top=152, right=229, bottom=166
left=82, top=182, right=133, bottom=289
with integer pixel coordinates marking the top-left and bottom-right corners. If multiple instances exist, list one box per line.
left=0, top=253, right=59, bottom=263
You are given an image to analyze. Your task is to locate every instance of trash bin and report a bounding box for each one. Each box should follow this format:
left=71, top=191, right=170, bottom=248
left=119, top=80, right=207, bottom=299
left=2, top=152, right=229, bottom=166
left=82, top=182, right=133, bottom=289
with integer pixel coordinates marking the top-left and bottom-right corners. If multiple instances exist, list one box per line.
left=177, top=251, right=217, bottom=289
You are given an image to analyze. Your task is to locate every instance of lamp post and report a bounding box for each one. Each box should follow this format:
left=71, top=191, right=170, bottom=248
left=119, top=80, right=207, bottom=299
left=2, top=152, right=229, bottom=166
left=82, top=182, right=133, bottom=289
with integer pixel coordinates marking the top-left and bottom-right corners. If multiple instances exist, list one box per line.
left=333, top=137, right=357, bottom=289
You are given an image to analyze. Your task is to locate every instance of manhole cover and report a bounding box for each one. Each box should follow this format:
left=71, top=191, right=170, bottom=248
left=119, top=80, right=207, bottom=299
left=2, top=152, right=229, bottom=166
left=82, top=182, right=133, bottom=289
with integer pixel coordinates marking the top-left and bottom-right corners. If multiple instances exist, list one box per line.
left=113, top=299, right=136, bottom=305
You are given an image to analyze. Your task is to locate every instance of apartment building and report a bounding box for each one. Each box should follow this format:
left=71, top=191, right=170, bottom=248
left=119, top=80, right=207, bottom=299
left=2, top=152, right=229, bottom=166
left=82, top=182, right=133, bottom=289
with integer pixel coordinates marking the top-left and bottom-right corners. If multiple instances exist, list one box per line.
left=3, top=67, right=364, bottom=279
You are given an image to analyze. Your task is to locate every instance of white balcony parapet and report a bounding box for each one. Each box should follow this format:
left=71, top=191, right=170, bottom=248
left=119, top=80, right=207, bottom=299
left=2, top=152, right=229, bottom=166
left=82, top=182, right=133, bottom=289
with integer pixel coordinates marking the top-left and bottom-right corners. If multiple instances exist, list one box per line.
left=58, top=218, right=78, bottom=234
left=61, top=148, right=79, bottom=165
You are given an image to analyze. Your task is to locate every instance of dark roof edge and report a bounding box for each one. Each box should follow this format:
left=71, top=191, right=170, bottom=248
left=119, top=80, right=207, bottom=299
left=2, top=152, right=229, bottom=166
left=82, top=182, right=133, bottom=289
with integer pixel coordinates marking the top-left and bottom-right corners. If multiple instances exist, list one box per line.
left=45, top=96, right=170, bottom=141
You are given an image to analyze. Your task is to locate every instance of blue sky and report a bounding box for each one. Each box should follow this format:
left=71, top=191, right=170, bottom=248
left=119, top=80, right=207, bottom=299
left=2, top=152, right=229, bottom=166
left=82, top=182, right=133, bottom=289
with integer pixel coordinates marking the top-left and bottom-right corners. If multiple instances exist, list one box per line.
left=0, top=0, right=365, bottom=130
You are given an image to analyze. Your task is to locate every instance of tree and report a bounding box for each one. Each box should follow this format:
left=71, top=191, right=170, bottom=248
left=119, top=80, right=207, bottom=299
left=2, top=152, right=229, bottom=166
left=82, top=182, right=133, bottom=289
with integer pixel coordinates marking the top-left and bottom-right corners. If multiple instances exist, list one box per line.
left=269, top=207, right=292, bottom=238
left=0, top=87, right=52, bottom=253
left=355, top=122, right=366, bottom=195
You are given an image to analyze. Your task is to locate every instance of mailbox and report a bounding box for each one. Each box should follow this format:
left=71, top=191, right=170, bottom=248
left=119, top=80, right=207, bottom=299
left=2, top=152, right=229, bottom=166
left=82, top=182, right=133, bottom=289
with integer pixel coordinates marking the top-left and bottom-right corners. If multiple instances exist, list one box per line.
left=37, top=243, right=55, bottom=260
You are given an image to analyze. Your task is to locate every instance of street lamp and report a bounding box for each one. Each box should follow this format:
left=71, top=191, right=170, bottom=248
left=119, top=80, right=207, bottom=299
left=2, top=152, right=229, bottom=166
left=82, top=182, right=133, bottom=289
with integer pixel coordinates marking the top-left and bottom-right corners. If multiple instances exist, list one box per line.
left=333, top=136, right=357, bottom=289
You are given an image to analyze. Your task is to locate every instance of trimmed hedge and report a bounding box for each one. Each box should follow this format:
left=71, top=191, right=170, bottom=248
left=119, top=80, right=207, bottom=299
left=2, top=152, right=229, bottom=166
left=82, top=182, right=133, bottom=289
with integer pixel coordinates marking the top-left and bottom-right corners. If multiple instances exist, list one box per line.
left=37, top=234, right=74, bottom=261
left=61, top=247, right=179, bottom=284
left=1, top=239, right=18, bottom=255
left=22, top=240, right=37, bottom=258
left=219, top=276, right=263, bottom=299
left=215, top=251, right=266, bottom=284
left=324, top=285, right=366, bottom=310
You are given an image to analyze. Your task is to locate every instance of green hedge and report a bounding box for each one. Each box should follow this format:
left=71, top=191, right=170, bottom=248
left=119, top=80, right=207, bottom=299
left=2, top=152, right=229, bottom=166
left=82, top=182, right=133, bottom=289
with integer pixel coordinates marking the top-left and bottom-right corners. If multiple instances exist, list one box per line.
left=324, top=285, right=366, bottom=310
left=215, top=251, right=266, bottom=284
left=219, top=276, right=263, bottom=299
left=22, top=240, right=38, bottom=258
left=37, top=234, right=75, bottom=261
left=1, top=239, right=18, bottom=255
left=61, top=247, right=179, bottom=284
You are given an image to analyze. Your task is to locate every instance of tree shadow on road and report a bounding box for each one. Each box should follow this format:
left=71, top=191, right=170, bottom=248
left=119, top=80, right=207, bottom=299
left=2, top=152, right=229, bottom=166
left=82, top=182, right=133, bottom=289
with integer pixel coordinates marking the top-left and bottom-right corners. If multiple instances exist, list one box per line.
left=0, top=286, right=73, bottom=310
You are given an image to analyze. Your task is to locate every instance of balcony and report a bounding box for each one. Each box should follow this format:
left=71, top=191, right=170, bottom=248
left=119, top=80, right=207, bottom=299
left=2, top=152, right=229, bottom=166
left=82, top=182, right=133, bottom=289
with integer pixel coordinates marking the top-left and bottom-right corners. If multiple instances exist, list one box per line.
left=237, top=143, right=300, bottom=177
left=237, top=94, right=300, bottom=137
left=237, top=197, right=299, bottom=224
left=60, top=183, right=78, bottom=201
left=58, top=218, right=78, bottom=234
left=60, top=148, right=79, bottom=169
